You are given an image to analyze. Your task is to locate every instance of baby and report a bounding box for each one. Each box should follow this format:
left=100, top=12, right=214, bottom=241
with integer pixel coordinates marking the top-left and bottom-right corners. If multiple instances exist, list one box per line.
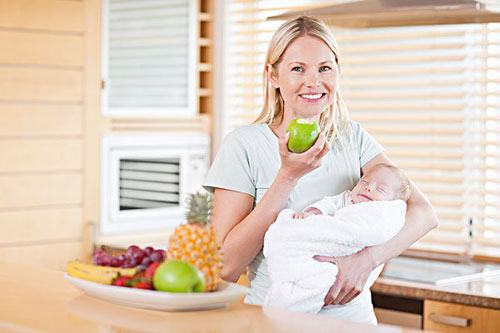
left=263, top=163, right=411, bottom=315
left=292, top=162, right=411, bottom=220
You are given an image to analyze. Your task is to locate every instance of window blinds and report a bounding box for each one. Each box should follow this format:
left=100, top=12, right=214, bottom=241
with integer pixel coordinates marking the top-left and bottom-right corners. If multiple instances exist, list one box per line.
left=225, top=0, right=500, bottom=261
left=470, top=24, right=500, bottom=260
left=102, top=0, right=196, bottom=117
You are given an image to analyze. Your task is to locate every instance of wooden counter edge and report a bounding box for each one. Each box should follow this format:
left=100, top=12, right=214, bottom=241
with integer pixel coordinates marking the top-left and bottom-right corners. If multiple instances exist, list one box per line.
left=371, top=277, right=500, bottom=310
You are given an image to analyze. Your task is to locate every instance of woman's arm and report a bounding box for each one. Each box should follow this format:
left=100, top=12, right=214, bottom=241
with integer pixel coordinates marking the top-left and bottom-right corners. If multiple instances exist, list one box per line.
left=317, top=152, right=438, bottom=305
left=212, top=133, right=331, bottom=282
left=361, top=153, right=438, bottom=266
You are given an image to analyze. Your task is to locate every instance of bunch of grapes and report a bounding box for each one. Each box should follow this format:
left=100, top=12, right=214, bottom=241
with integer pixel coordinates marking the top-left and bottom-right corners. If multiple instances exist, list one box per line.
left=93, top=245, right=166, bottom=271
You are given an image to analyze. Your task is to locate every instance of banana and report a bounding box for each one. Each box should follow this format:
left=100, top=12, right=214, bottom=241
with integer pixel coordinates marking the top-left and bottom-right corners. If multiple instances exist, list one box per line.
left=67, top=261, right=137, bottom=284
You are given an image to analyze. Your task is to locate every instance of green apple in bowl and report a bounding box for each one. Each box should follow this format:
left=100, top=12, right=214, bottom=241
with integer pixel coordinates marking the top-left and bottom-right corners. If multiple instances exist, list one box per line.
left=153, top=260, right=205, bottom=293
left=286, top=118, right=320, bottom=153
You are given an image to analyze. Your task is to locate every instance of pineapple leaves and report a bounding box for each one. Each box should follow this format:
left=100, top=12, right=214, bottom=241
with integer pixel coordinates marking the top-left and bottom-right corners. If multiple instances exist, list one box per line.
left=185, top=192, right=213, bottom=225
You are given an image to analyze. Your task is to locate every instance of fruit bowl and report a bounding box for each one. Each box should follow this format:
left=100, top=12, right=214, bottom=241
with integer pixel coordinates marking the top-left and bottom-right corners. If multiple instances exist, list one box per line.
left=65, top=274, right=249, bottom=311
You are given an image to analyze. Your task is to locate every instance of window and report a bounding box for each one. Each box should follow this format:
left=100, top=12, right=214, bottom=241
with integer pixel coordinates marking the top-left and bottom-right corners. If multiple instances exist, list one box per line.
left=223, top=0, right=500, bottom=262
left=101, top=0, right=197, bottom=117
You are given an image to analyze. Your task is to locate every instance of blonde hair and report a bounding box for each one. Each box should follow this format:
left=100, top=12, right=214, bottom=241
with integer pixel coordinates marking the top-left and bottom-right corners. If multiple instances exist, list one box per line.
left=370, top=163, right=411, bottom=201
left=253, top=16, right=351, bottom=146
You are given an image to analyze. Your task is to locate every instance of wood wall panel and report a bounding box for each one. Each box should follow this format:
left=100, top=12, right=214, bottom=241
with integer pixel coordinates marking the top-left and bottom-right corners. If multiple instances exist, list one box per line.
left=0, top=104, right=82, bottom=136
left=0, top=0, right=86, bottom=268
left=0, top=139, right=82, bottom=172
left=0, top=174, right=82, bottom=209
left=82, top=0, right=102, bottom=260
left=0, top=68, right=82, bottom=102
left=0, top=241, right=82, bottom=271
left=0, top=0, right=215, bottom=268
left=0, top=0, right=84, bottom=33
left=0, top=31, right=84, bottom=67
left=0, top=208, right=83, bottom=244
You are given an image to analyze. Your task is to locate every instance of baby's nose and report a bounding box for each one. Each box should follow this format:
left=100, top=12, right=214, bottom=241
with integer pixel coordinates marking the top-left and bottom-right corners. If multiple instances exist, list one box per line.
left=364, top=185, right=372, bottom=192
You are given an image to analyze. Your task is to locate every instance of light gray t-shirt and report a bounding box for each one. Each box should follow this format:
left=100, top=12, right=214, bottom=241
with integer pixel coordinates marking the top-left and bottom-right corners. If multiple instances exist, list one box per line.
left=203, top=121, right=383, bottom=322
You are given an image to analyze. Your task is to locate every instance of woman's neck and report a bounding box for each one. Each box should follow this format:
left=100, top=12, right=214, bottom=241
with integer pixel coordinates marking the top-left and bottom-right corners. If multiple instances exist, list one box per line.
left=268, top=122, right=287, bottom=139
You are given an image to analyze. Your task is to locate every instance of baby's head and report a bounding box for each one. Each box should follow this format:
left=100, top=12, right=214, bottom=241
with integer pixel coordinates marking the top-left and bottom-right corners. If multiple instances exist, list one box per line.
left=351, top=163, right=411, bottom=204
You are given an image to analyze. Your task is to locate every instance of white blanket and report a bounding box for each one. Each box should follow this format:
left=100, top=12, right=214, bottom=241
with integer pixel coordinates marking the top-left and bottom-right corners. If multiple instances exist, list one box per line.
left=263, top=200, right=406, bottom=314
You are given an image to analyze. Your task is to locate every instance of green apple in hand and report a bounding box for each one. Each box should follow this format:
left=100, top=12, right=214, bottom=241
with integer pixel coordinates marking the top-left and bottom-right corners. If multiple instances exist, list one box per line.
left=286, top=118, right=320, bottom=153
left=153, top=260, right=205, bottom=293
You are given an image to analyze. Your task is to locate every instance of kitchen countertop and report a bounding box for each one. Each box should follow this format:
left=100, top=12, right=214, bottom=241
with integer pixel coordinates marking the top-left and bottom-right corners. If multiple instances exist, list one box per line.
left=371, top=257, right=500, bottom=309
left=0, top=262, right=419, bottom=333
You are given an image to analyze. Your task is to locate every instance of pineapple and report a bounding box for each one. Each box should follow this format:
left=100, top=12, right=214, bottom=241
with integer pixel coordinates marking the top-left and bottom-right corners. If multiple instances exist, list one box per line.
left=166, top=192, right=223, bottom=291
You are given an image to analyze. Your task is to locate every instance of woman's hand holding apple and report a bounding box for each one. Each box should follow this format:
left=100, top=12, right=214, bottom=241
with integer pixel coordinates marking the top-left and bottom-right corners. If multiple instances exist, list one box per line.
left=277, top=131, right=330, bottom=183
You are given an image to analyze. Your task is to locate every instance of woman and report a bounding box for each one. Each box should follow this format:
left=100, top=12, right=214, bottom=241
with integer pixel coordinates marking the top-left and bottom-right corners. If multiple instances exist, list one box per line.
left=203, top=16, right=437, bottom=324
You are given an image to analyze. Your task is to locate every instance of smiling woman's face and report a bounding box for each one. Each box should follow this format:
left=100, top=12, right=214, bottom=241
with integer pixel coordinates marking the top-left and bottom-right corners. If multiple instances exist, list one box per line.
left=268, top=35, right=338, bottom=122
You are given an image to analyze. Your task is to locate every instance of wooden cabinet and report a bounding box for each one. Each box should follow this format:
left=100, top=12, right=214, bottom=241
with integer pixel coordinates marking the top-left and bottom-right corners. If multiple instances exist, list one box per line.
left=372, top=292, right=423, bottom=329
left=424, top=300, right=500, bottom=333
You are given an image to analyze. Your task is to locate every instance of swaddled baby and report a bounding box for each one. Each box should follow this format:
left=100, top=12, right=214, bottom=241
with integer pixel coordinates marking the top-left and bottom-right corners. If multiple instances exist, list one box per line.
left=263, top=163, right=411, bottom=315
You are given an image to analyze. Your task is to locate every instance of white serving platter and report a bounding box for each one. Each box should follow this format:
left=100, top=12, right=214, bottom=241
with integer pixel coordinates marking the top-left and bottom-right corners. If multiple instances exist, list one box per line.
left=65, top=274, right=248, bottom=311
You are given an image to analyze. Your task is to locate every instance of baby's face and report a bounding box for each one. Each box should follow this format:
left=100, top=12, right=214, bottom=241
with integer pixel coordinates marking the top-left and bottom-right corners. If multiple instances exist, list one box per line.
left=351, top=166, right=400, bottom=204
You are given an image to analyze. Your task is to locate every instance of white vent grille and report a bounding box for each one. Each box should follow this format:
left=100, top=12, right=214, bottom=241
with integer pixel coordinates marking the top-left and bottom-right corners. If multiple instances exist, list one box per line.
left=119, top=158, right=181, bottom=210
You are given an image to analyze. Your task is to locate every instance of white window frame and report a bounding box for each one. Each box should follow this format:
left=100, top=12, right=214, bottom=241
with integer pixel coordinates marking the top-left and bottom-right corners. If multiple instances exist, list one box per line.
left=101, top=0, right=198, bottom=118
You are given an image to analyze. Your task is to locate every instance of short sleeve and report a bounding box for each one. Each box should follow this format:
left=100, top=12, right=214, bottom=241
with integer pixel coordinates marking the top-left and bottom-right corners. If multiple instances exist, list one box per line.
left=203, top=131, right=256, bottom=197
left=351, top=121, right=384, bottom=167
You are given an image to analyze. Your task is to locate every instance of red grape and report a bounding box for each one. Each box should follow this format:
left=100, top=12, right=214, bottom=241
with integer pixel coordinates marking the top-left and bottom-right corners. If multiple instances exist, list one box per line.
left=92, top=250, right=107, bottom=265
left=150, top=250, right=163, bottom=262
left=132, top=249, right=146, bottom=262
left=92, top=245, right=164, bottom=268
left=129, top=258, right=138, bottom=267
left=144, top=246, right=154, bottom=255
left=111, top=257, right=120, bottom=267
left=101, top=255, right=113, bottom=266
left=126, top=245, right=140, bottom=257
left=141, top=257, right=152, bottom=266
left=122, top=258, right=132, bottom=268
left=117, top=254, right=126, bottom=266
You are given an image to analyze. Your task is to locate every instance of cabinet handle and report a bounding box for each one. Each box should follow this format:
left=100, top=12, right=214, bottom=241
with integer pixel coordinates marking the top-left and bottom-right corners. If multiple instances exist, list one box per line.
left=428, top=312, right=471, bottom=327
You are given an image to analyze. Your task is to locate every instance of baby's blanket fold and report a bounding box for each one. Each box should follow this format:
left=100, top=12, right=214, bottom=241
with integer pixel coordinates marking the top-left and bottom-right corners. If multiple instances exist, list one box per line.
left=263, top=200, right=406, bottom=313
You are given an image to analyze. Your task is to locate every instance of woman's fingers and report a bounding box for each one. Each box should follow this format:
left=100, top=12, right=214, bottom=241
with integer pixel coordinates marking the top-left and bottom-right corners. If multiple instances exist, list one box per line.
left=317, top=134, right=331, bottom=158
left=324, top=279, right=343, bottom=306
left=305, top=133, right=326, bottom=154
left=312, top=254, right=332, bottom=262
left=304, top=133, right=330, bottom=161
left=313, top=254, right=360, bottom=306
left=278, top=132, right=290, bottom=155
left=339, top=289, right=361, bottom=305
left=277, top=132, right=331, bottom=181
left=331, top=285, right=351, bottom=305
left=280, top=132, right=329, bottom=161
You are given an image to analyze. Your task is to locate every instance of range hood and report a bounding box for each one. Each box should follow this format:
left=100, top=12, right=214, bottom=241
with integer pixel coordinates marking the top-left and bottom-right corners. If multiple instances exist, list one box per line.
left=268, top=0, right=500, bottom=28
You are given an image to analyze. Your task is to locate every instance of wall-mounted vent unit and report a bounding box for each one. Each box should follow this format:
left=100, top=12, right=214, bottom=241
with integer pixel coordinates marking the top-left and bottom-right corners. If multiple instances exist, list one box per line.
left=100, top=133, right=210, bottom=235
